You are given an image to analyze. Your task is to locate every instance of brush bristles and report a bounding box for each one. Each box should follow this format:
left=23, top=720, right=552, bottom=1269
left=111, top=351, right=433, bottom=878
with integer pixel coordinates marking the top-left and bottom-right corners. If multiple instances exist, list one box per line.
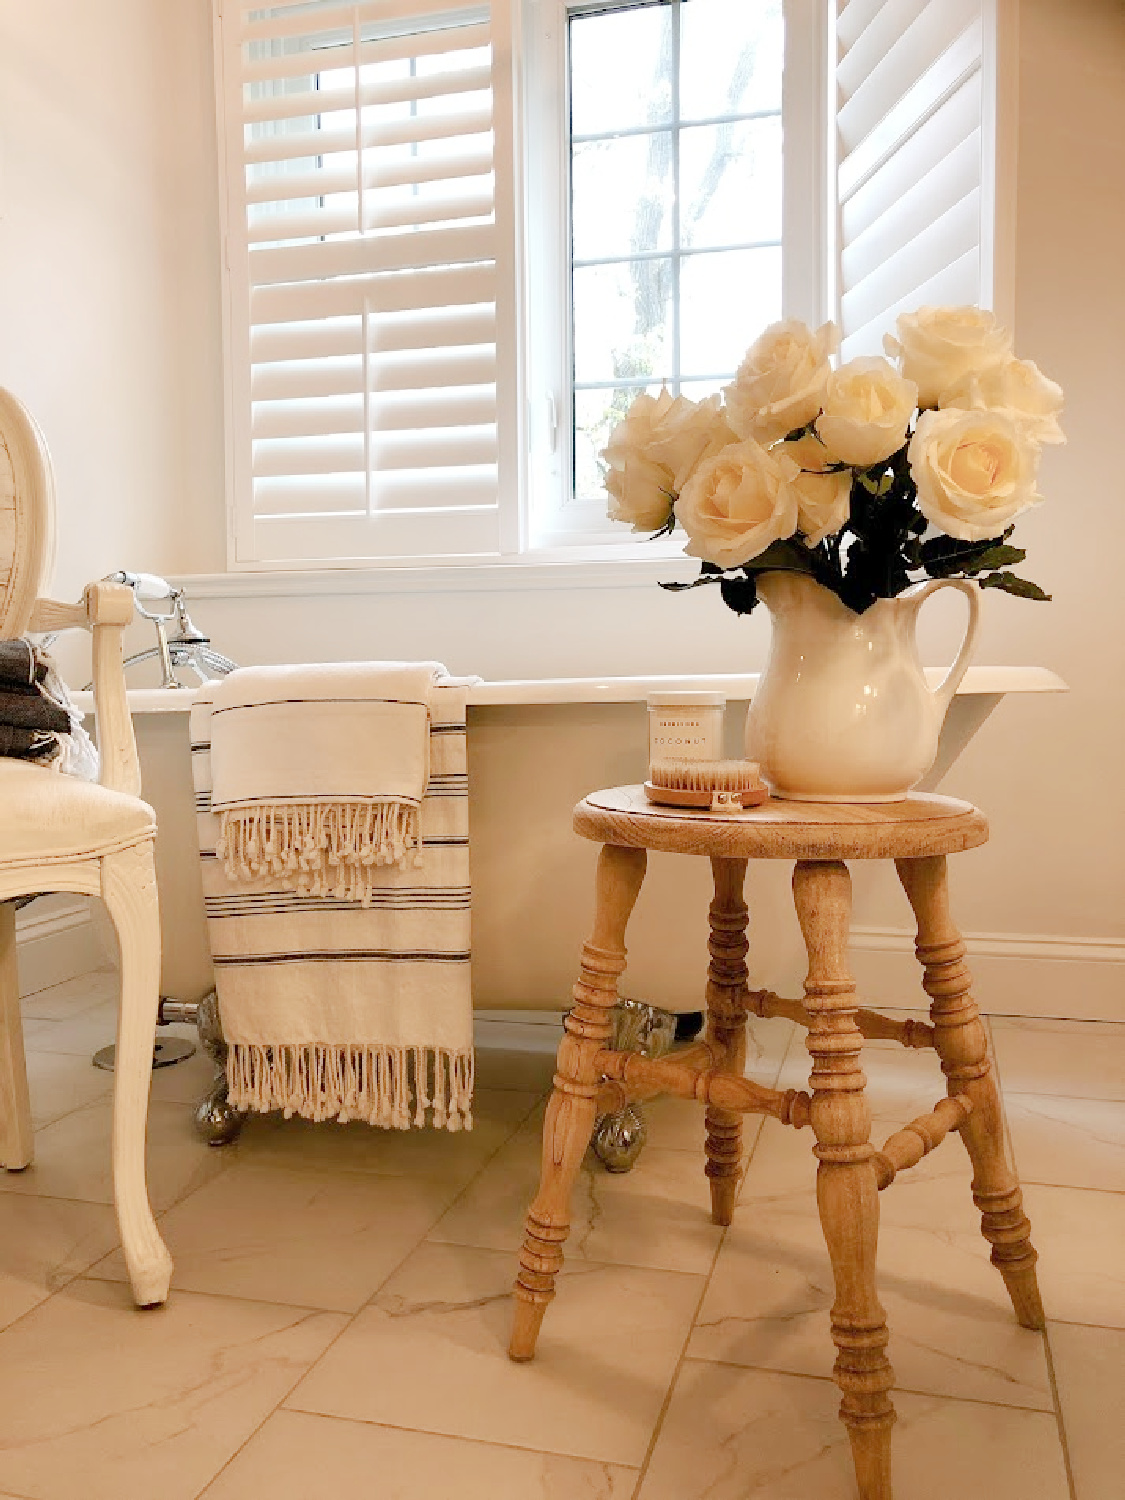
left=649, top=758, right=762, bottom=793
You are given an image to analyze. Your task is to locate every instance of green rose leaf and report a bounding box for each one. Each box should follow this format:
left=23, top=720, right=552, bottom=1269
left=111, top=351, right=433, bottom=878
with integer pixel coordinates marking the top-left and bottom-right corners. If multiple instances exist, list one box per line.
left=658, top=573, right=723, bottom=593
left=741, top=539, right=818, bottom=575
left=719, top=573, right=759, bottom=615
left=977, top=571, right=1052, bottom=601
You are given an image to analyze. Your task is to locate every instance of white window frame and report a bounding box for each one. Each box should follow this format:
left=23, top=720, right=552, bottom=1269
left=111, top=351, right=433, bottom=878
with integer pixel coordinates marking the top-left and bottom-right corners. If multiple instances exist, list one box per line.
left=520, top=0, right=827, bottom=555
left=212, top=0, right=1012, bottom=578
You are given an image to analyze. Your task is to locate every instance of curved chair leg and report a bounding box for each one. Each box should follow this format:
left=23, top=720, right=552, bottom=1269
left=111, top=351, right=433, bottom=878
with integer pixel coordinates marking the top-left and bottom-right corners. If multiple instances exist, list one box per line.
left=102, top=844, right=174, bottom=1308
left=0, top=902, right=33, bottom=1171
left=897, top=855, right=1045, bottom=1331
left=704, top=857, right=750, bottom=1225
left=510, top=843, right=647, bottom=1362
left=795, top=860, right=895, bottom=1500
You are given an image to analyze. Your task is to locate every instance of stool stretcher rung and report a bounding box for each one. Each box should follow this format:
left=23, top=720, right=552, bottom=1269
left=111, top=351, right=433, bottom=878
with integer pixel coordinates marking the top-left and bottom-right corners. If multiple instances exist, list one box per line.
left=595, top=1047, right=812, bottom=1126
left=745, top=988, right=936, bottom=1050
left=593, top=1038, right=720, bottom=1114
left=872, top=1094, right=974, bottom=1189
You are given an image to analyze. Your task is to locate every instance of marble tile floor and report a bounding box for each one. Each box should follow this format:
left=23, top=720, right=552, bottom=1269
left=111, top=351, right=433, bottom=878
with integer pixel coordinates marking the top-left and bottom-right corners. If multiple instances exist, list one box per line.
left=0, top=968, right=1122, bottom=1499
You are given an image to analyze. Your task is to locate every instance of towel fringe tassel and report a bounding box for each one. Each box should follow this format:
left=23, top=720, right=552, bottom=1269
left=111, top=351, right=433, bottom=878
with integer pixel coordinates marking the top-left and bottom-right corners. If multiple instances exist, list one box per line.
left=226, top=1043, right=474, bottom=1132
left=217, top=799, right=422, bottom=905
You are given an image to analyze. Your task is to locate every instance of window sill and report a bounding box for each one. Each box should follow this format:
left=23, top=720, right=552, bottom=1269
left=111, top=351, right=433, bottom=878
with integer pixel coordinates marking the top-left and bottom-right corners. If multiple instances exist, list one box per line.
left=181, top=545, right=697, bottom=600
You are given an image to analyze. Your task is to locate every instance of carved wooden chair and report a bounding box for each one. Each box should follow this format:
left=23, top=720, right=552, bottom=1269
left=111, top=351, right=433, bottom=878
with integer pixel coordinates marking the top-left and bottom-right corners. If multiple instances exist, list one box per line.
left=0, top=387, right=172, bottom=1307
left=510, top=786, right=1044, bottom=1500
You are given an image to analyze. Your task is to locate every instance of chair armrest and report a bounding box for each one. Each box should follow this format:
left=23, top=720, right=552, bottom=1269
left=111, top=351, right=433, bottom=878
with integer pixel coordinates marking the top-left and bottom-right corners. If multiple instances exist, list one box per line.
left=28, top=581, right=142, bottom=797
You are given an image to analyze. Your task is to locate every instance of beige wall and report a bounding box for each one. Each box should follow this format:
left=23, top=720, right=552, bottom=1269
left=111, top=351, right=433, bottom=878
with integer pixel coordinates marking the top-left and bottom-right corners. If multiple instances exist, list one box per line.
left=2, top=0, right=1122, bottom=1015
left=0, top=0, right=226, bottom=590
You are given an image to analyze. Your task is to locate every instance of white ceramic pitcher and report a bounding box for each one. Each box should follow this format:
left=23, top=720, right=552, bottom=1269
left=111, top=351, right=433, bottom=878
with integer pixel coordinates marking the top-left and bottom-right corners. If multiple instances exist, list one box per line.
left=745, top=571, right=980, bottom=801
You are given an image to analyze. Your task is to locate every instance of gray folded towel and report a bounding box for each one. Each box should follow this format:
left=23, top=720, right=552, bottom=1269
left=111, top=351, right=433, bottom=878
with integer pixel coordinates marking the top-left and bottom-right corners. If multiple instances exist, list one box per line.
left=0, top=639, right=44, bottom=690
left=0, top=723, right=57, bottom=760
left=0, top=685, right=72, bottom=734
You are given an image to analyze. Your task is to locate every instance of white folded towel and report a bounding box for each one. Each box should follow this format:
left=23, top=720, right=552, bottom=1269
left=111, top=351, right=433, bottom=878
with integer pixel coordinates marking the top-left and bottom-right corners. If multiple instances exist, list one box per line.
left=194, top=662, right=475, bottom=1130
left=211, top=661, right=442, bottom=905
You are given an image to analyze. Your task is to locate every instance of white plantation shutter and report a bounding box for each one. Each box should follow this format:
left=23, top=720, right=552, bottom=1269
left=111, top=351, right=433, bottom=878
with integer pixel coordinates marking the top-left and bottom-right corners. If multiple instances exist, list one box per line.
left=214, top=0, right=518, bottom=565
left=829, top=0, right=1001, bottom=361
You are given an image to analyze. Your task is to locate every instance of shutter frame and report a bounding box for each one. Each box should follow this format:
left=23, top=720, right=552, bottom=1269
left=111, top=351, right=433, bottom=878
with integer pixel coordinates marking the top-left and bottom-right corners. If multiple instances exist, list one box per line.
left=828, top=0, right=1011, bottom=363
left=214, top=0, right=519, bottom=567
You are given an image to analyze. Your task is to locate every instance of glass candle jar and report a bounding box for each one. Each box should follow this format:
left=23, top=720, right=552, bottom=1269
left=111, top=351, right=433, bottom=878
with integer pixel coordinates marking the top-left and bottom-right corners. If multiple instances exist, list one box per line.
left=647, top=692, right=726, bottom=770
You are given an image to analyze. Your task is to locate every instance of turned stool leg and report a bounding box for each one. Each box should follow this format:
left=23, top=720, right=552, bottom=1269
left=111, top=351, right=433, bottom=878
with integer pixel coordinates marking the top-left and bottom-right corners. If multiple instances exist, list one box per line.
left=897, top=856, right=1045, bottom=1331
left=795, top=860, right=895, bottom=1500
left=509, top=843, right=647, bottom=1362
left=704, top=857, right=750, bottom=1226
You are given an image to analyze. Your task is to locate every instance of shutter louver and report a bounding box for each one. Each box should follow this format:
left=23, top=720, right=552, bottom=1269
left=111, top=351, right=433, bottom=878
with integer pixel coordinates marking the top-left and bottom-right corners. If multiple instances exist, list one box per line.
left=831, top=0, right=988, bottom=361
left=216, top=0, right=515, bottom=564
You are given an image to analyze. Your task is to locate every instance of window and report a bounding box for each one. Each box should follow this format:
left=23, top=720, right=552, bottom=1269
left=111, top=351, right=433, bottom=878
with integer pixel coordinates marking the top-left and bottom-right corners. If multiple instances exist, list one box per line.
left=214, top=0, right=1004, bottom=571
left=544, top=0, right=786, bottom=543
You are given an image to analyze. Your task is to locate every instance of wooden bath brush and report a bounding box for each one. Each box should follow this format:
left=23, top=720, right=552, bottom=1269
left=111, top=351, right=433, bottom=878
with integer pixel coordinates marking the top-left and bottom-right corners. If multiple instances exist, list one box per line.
left=644, top=758, right=768, bottom=811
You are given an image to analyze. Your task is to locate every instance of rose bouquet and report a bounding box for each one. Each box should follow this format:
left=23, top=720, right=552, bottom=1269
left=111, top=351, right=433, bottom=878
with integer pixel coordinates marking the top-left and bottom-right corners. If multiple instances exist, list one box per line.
left=602, top=306, right=1062, bottom=616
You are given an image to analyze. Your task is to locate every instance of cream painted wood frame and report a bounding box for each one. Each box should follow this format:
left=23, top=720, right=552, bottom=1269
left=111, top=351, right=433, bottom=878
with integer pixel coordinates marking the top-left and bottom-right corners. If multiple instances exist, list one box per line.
left=0, top=387, right=172, bottom=1308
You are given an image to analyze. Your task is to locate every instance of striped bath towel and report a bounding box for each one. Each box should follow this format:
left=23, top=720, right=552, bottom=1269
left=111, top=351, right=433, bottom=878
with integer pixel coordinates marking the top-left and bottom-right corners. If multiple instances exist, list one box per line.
left=190, top=665, right=473, bottom=1131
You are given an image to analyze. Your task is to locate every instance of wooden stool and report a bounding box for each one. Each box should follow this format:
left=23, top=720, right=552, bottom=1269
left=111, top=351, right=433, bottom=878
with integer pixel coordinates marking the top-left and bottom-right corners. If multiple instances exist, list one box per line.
left=509, top=786, right=1044, bottom=1500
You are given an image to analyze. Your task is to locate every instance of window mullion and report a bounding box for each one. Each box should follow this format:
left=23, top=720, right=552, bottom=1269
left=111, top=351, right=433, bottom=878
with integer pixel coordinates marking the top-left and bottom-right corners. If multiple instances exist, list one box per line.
left=671, top=0, right=681, bottom=398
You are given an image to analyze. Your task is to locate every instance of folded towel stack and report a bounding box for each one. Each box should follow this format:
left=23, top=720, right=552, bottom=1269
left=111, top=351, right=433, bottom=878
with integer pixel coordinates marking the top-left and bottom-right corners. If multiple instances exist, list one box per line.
left=0, top=639, right=73, bottom=760
left=191, top=662, right=475, bottom=1131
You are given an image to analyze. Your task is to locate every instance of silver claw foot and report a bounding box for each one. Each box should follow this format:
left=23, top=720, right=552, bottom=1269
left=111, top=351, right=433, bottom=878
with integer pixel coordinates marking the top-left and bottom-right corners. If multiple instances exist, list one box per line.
left=591, top=998, right=678, bottom=1173
left=192, top=991, right=246, bottom=1147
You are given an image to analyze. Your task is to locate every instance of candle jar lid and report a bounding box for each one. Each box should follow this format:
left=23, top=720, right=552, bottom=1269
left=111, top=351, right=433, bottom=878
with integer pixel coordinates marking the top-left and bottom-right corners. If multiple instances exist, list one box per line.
left=647, top=691, right=727, bottom=708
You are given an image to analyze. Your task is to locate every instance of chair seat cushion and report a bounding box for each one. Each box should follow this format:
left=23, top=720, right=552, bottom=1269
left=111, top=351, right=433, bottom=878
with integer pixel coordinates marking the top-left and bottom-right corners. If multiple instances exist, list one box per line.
left=0, top=758, right=154, bottom=865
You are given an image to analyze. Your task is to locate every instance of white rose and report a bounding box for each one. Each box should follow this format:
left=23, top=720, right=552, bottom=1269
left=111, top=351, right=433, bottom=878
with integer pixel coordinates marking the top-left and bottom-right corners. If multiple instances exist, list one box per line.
left=939, top=356, right=1066, bottom=445
left=814, top=356, right=918, bottom=468
left=885, top=305, right=1012, bottom=409
left=602, top=389, right=735, bottom=532
left=676, top=438, right=801, bottom=568
left=646, top=392, right=739, bottom=488
left=908, top=408, right=1041, bottom=542
left=779, top=433, right=852, bottom=546
left=723, top=319, right=838, bottom=446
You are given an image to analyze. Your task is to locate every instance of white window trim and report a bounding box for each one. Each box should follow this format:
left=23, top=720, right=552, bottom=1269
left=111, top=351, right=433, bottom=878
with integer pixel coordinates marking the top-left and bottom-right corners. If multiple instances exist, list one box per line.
left=211, top=0, right=1014, bottom=586
left=213, top=0, right=825, bottom=577
left=523, top=0, right=827, bottom=552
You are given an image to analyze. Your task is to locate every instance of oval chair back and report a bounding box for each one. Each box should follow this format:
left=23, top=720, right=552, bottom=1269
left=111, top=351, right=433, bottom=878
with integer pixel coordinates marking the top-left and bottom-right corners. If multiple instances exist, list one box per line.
left=0, top=387, right=56, bottom=638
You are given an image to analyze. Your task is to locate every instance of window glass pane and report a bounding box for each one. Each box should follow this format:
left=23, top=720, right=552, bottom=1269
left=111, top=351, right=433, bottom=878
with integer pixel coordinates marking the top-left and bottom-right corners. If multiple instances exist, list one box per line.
left=679, top=0, right=783, bottom=120
left=572, top=133, right=674, bottom=262
left=573, top=259, right=674, bottom=385
left=570, top=3, right=673, bottom=136
left=679, top=117, right=782, bottom=248
left=574, top=384, right=663, bottom=503
left=679, top=245, right=782, bottom=376
left=566, top=0, right=785, bottom=514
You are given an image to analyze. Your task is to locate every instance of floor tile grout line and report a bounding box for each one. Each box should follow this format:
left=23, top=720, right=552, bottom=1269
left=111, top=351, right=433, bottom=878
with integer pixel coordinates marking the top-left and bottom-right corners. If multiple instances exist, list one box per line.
left=223, top=1405, right=647, bottom=1473
left=675, top=1352, right=1063, bottom=1416
left=1042, top=1324, right=1080, bottom=1500
left=190, top=1090, right=547, bottom=1500
left=1042, top=1315, right=1125, bottom=1333
left=627, top=1030, right=791, bottom=1500
left=628, top=1216, right=733, bottom=1497
left=195, top=1082, right=553, bottom=1495
left=1002, top=1088, right=1125, bottom=1104
left=1019, top=1181, right=1125, bottom=1201
left=425, top=1235, right=720, bottom=1281
left=72, top=1271, right=358, bottom=1320
left=189, top=1303, right=370, bottom=1500
left=412, top=1088, right=549, bottom=1250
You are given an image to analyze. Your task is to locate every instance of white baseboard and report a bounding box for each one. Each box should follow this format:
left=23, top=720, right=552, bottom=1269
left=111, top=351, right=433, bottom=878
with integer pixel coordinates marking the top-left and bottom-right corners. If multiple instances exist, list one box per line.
left=14, top=896, right=109, bottom=997
left=849, top=927, right=1125, bottom=1022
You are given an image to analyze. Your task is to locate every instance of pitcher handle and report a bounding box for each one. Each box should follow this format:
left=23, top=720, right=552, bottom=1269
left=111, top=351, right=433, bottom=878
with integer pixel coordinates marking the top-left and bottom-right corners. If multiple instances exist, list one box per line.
left=906, top=578, right=981, bottom=716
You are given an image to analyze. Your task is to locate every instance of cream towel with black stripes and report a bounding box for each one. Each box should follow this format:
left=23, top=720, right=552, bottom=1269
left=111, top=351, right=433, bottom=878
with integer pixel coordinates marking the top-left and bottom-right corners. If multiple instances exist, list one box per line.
left=191, top=665, right=473, bottom=1131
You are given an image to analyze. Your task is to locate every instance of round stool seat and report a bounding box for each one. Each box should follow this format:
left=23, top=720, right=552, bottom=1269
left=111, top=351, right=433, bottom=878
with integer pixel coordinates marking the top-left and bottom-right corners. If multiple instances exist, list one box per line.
left=574, top=786, right=988, bottom=861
